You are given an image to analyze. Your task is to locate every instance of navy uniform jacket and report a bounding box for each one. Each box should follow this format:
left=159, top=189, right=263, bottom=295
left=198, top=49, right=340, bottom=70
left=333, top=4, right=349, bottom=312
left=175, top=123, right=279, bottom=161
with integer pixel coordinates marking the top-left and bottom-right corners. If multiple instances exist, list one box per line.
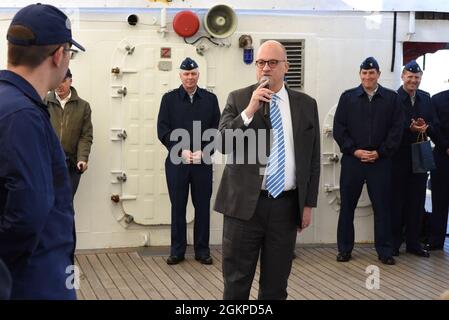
left=397, top=86, right=438, bottom=147
left=431, top=90, right=449, bottom=155
left=157, top=85, right=221, bottom=159
left=0, top=70, right=75, bottom=300
left=333, top=84, right=404, bottom=158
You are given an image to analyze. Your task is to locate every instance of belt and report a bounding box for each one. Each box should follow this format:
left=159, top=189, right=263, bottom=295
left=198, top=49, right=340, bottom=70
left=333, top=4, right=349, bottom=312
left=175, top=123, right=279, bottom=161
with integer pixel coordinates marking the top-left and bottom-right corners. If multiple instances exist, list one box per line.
left=260, top=189, right=296, bottom=199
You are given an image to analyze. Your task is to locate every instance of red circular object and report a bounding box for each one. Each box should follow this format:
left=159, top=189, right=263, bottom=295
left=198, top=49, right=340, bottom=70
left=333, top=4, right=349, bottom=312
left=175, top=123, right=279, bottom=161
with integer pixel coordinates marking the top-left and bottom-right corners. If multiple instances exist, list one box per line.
left=173, top=11, right=200, bottom=38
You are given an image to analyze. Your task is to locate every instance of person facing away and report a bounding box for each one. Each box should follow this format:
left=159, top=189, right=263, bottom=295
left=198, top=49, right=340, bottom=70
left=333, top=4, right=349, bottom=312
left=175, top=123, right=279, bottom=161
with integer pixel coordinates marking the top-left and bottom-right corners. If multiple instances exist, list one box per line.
left=157, top=57, right=221, bottom=266
left=0, top=3, right=85, bottom=299
left=46, top=68, right=93, bottom=198
left=391, top=60, right=438, bottom=258
left=427, top=84, right=449, bottom=251
left=333, top=56, right=404, bottom=266
left=214, top=40, right=321, bottom=300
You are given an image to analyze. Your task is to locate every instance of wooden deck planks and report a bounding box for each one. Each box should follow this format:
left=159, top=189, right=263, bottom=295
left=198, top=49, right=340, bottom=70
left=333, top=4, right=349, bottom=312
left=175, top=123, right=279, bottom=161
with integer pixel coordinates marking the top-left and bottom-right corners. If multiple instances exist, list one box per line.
left=75, top=256, right=97, bottom=300
left=86, top=254, right=123, bottom=300
left=126, top=252, right=176, bottom=299
left=76, top=255, right=110, bottom=300
left=74, top=244, right=449, bottom=300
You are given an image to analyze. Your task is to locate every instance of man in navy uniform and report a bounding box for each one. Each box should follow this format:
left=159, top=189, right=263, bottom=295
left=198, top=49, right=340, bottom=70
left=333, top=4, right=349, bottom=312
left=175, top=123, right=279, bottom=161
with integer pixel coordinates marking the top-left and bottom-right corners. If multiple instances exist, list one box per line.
left=428, top=85, right=449, bottom=251
left=157, top=57, right=221, bottom=265
left=0, top=4, right=85, bottom=299
left=333, top=57, right=403, bottom=265
left=391, top=61, right=438, bottom=257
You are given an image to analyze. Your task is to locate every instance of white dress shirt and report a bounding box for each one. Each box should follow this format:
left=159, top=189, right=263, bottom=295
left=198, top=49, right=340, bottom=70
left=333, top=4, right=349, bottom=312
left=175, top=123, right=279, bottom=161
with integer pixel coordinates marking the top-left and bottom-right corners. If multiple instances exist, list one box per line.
left=188, top=88, right=197, bottom=103
left=56, top=90, right=72, bottom=109
left=241, top=84, right=296, bottom=191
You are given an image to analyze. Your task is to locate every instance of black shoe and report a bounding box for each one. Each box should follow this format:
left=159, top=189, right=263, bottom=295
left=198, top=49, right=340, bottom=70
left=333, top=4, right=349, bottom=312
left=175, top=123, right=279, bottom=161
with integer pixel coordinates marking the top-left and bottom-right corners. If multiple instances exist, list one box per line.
left=195, top=255, right=213, bottom=265
left=406, top=248, right=430, bottom=257
left=424, top=243, right=444, bottom=251
left=392, top=249, right=400, bottom=257
left=166, top=255, right=185, bottom=265
left=336, top=252, right=351, bottom=262
left=378, top=256, right=396, bottom=265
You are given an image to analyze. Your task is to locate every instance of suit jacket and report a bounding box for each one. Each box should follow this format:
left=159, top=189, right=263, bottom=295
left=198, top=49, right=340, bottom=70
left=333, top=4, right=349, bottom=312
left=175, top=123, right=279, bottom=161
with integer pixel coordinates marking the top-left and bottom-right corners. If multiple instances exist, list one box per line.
left=431, top=89, right=449, bottom=156
left=214, top=84, right=320, bottom=225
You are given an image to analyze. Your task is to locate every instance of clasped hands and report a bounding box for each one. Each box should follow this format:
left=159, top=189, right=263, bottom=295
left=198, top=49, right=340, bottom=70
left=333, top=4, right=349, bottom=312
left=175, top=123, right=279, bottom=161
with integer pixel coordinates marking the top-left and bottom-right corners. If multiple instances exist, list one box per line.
left=181, top=150, right=203, bottom=164
left=354, top=149, right=379, bottom=163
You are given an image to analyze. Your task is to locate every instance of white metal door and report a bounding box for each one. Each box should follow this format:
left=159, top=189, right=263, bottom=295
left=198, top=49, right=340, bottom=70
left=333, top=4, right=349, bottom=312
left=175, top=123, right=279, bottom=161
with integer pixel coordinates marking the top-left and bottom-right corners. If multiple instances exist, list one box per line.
left=110, top=37, right=207, bottom=225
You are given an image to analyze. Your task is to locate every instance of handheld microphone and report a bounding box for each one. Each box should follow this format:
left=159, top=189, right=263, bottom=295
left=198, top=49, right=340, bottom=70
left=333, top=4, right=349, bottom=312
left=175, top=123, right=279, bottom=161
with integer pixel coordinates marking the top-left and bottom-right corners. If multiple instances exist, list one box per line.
left=259, top=76, right=270, bottom=117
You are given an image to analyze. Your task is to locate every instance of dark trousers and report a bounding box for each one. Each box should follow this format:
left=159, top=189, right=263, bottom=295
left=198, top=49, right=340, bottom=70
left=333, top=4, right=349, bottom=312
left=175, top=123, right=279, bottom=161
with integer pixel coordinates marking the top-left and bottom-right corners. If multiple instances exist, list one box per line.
left=337, top=155, right=393, bottom=257
left=222, top=192, right=298, bottom=300
left=165, top=161, right=212, bottom=257
left=69, top=168, right=81, bottom=199
left=391, top=147, right=427, bottom=251
left=429, top=151, right=449, bottom=248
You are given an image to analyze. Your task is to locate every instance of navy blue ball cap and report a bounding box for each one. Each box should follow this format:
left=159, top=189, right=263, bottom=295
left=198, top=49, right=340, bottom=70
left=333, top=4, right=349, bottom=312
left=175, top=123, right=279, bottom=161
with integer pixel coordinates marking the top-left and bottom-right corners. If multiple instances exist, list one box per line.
left=403, top=60, right=422, bottom=73
left=180, top=57, right=198, bottom=70
left=360, top=56, right=379, bottom=71
left=7, top=3, right=85, bottom=51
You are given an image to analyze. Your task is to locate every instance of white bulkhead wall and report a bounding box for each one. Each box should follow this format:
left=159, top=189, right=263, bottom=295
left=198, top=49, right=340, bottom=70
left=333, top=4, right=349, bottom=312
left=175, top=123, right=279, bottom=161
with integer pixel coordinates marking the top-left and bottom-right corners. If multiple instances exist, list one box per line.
left=3, top=0, right=449, bottom=11
left=1, top=6, right=449, bottom=249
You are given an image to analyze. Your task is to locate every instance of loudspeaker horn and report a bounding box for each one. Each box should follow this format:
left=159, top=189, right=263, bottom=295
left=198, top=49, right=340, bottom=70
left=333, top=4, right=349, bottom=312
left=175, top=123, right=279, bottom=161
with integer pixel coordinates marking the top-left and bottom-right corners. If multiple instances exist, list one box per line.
left=204, top=4, right=238, bottom=38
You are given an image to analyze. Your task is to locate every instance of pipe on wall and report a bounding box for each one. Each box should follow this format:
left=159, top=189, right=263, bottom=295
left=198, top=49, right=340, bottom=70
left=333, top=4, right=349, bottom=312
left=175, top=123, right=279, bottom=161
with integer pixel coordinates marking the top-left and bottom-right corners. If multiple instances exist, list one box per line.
left=391, top=11, right=397, bottom=72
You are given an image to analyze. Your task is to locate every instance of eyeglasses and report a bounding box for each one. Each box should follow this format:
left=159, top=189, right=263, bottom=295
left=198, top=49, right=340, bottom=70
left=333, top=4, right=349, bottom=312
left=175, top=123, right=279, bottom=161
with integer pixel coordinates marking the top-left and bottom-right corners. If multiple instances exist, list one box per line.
left=63, top=48, right=79, bottom=60
left=255, top=59, right=287, bottom=69
left=49, top=46, right=78, bottom=60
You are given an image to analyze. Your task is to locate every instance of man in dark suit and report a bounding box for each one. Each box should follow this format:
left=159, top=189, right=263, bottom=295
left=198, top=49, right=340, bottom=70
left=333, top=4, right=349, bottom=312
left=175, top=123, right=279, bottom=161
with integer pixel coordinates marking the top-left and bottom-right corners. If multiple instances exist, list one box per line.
left=333, top=57, right=403, bottom=266
left=428, top=89, right=449, bottom=251
left=391, top=61, right=437, bottom=257
left=214, top=40, right=320, bottom=300
left=158, top=58, right=221, bottom=265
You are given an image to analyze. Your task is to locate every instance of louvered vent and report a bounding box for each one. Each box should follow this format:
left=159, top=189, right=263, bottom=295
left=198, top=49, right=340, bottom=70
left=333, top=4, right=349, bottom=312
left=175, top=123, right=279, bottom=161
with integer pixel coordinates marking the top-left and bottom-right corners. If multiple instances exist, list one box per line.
left=261, top=39, right=305, bottom=90
left=416, top=12, right=449, bottom=20
left=282, top=40, right=305, bottom=90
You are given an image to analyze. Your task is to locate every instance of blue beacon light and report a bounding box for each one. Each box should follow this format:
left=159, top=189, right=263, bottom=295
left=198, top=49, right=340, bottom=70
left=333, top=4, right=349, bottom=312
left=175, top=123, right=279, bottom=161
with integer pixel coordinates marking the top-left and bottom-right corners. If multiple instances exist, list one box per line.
left=243, top=47, right=254, bottom=65
left=239, top=35, right=254, bottom=65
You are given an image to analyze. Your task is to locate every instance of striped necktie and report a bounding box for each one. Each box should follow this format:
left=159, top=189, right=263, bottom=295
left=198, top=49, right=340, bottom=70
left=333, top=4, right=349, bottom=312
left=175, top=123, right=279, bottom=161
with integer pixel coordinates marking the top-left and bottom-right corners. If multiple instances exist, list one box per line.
left=266, top=94, right=285, bottom=198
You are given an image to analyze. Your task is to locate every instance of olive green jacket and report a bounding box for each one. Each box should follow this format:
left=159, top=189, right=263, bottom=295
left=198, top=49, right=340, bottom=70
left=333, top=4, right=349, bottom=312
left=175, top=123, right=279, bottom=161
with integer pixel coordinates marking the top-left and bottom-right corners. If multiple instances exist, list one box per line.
left=46, top=87, right=93, bottom=163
